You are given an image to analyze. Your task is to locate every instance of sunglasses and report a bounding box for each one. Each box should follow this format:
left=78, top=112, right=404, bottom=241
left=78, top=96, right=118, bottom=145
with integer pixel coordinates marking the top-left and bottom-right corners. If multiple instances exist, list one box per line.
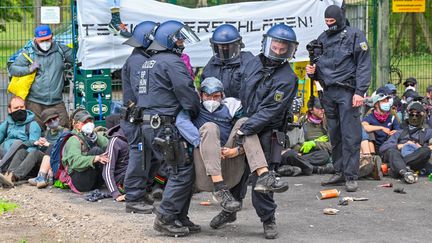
left=408, top=112, right=424, bottom=117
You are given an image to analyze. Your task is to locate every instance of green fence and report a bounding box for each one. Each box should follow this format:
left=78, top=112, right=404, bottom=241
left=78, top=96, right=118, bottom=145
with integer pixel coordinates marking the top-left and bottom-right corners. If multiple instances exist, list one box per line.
left=0, top=0, right=431, bottom=121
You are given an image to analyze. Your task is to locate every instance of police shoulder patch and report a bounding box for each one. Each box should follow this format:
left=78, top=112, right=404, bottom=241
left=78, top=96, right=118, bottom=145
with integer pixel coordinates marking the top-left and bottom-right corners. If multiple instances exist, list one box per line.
left=360, top=42, right=368, bottom=51
left=274, top=90, right=284, bottom=102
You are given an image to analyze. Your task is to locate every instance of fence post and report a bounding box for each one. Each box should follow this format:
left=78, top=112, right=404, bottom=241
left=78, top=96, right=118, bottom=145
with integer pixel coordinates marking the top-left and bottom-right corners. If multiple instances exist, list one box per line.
left=377, top=0, right=390, bottom=86
left=34, top=0, right=42, bottom=25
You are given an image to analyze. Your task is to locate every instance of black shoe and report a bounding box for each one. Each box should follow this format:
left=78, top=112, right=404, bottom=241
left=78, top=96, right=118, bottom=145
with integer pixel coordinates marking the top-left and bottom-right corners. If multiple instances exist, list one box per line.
left=254, top=171, right=289, bottom=193
left=315, top=163, right=335, bottom=175
left=321, top=172, right=345, bottom=186
left=151, top=188, right=164, bottom=201
left=263, top=217, right=278, bottom=239
left=213, top=188, right=241, bottom=213
left=125, top=201, right=154, bottom=214
left=277, top=165, right=302, bottom=177
left=142, top=193, right=155, bottom=205
left=210, top=210, right=237, bottom=229
left=402, top=171, right=418, bottom=184
left=153, top=217, right=189, bottom=237
left=180, top=217, right=201, bottom=233
left=345, top=180, right=358, bottom=192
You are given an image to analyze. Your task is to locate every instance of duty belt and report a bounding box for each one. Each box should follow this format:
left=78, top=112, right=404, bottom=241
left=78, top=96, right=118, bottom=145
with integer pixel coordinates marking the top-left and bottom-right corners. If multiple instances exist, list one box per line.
left=142, top=114, right=175, bottom=129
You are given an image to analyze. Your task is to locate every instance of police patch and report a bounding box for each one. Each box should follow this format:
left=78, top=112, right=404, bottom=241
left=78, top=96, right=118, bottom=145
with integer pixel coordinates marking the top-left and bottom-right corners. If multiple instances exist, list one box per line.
left=360, top=42, right=368, bottom=51
left=274, top=91, right=284, bottom=102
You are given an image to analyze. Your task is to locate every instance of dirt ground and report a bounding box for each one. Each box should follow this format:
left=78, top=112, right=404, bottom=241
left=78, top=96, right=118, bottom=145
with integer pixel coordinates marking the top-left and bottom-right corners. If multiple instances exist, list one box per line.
left=1, top=175, right=432, bottom=242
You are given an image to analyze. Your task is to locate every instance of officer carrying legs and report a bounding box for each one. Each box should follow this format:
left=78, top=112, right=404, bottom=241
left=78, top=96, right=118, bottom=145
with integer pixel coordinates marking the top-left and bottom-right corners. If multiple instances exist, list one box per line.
left=237, top=24, right=299, bottom=239
left=144, top=20, right=201, bottom=237
left=306, top=5, right=371, bottom=192
left=201, top=24, right=254, bottom=98
left=121, top=21, right=159, bottom=214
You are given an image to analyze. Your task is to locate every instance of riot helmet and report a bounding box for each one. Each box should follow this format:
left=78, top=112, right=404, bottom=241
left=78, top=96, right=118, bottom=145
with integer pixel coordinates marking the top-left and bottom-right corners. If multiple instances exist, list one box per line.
left=123, top=21, right=158, bottom=49
left=153, top=20, right=200, bottom=50
left=210, top=24, right=244, bottom=61
left=262, top=24, right=298, bottom=62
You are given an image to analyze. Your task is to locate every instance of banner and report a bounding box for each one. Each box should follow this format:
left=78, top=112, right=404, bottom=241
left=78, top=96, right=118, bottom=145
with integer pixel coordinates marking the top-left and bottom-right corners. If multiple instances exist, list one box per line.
left=77, top=0, right=342, bottom=69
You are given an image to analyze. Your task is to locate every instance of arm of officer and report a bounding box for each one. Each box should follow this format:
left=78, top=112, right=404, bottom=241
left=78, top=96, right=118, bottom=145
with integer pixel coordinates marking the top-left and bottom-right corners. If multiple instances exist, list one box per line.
left=9, top=52, right=33, bottom=76
left=168, top=59, right=200, bottom=119
left=353, top=31, right=372, bottom=96
left=121, top=62, right=136, bottom=105
left=379, top=130, right=401, bottom=154
left=175, top=110, right=200, bottom=147
left=240, top=78, right=297, bottom=135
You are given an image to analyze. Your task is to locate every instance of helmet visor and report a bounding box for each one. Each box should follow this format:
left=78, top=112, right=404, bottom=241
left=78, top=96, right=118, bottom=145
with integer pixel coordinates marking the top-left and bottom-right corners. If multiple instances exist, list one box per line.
left=263, top=36, right=298, bottom=61
left=212, top=42, right=241, bottom=61
left=172, top=25, right=200, bottom=46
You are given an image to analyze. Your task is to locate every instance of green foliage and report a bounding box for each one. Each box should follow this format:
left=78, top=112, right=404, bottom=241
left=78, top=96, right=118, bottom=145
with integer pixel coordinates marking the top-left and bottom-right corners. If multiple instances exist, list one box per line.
left=0, top=0, right=31, bottom=32
left=0, top=199, right=18, bottom=214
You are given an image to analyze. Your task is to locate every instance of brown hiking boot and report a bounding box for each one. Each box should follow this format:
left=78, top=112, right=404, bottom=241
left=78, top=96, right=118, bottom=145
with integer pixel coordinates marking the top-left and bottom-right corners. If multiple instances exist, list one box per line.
left=371, top=155, right=383, bottom=180
left=0, top=172, right=15, bottom=187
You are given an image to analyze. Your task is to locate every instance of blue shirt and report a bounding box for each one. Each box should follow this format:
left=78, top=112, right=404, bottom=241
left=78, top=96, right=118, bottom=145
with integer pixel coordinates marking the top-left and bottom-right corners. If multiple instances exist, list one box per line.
left=362, top=112, right=400, bottom=147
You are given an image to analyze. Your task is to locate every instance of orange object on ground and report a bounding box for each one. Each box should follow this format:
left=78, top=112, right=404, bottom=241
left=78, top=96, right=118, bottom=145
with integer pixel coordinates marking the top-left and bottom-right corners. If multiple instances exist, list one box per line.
left=316, top=189, right=340, bottom=200
left=381, top=163, right=388, bottom=175
left=199, top=201, right=211, bottom=206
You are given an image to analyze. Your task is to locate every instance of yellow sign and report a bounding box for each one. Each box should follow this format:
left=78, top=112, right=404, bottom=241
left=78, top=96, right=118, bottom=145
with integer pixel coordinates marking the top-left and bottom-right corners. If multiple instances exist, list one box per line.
left=392, top=0, right=425, bottom=13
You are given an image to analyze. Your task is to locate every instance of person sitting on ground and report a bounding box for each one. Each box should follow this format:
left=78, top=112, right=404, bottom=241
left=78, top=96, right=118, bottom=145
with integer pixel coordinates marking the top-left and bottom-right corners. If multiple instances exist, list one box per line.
left=0, top=96, right=42, bottom=187
left=403, top=77, right=417, bottom=92
left=61, top=109, right=109, bottom=192
left=279, top=97, right=334, bottom=177
left=28, top=108, right=69, bottom=188
left=176, top=77, right=288, bottom=213
left=380, top=102, right=432, bottom=184
left=103, top=123, right=128, bottom=202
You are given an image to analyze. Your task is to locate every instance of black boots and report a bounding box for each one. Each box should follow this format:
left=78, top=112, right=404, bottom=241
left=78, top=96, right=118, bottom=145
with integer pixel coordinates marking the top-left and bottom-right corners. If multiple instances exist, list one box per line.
left=254, top=171, right=289, bottom=193
left=321, top=172, right=345, bottom=186
left=213, top=188, right=242, bottom=212
left=263, top=216, right=278, bottom=239
left=210, top=210, right=237, bottom=229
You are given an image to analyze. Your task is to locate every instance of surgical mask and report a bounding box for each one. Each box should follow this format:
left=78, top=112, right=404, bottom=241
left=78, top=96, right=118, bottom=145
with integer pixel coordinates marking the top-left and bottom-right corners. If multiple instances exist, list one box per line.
left=10, top=109, right=27, bottom=122
left=81, top=122, right=95, bottom=135
left=380, top=102, right=391, bottom=112
left=47, top=118, right=60, bottom=130
left=38, top=41, right=52, bottom=52
left=202, top=100, right=221, bottom=113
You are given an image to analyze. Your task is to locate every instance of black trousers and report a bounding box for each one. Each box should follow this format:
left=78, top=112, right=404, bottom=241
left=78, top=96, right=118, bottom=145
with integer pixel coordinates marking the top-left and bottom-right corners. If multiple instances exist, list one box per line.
left=321, top=87, right=362, bottom=180
left=70, top=147, right=104, bottom=192
left=383, top=147, right=431, bottom=178
left=8, top=149, right=44, bottom=179
left=281, top=149, right=330, bottom=175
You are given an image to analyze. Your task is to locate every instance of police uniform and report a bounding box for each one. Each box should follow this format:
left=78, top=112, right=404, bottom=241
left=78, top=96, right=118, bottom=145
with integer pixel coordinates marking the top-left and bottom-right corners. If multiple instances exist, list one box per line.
left=314, top=7, right=371, bottom=187
left=201, top=51, right=255, bottom=99
left=239, top=54, right=298, bottom=223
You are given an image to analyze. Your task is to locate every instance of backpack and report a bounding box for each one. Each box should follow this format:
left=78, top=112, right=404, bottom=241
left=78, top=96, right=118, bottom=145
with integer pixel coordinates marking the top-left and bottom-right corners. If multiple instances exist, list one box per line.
left=50, top=131, right=84, bottom=194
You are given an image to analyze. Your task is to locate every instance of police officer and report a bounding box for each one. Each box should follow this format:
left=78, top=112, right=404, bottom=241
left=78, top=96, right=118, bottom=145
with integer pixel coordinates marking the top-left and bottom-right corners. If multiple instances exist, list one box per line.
left=201, top=24, right=254, bottom=98
left=121, top=21, right=159, bottom=214
left=306, top=5, right=371, bottom=192
left=237, top=24, right=299, bottom=239
left=144, top=20, right=201, bottom=237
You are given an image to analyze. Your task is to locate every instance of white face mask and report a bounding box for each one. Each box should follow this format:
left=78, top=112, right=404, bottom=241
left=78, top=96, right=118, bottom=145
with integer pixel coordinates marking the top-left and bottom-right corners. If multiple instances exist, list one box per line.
left=81, top=122, right=95, bottom=135
left=38, top=41, right=52, bottom=51
left=202, top=100, right=221, bottom=113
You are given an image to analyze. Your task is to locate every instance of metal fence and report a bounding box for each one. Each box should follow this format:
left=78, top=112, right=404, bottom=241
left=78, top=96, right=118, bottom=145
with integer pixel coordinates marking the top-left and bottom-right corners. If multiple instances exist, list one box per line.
left=1, top=0, right=431, bottom=121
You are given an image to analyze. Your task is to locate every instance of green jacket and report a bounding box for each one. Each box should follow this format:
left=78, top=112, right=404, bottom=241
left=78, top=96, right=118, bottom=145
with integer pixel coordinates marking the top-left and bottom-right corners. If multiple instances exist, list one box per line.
left=9, top=41, right=73, bottom=105
left=62, top=129, right=108, bottom=174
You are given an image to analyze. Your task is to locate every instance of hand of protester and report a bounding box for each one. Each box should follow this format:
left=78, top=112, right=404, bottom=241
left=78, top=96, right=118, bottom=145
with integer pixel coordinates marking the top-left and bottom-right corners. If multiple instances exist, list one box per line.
left=29, top=62, right=40, bottom=72
left=352, top=94, right=364, bottom=107
left=221, top=147, right=239, bottom=159
left=314, top=135, right=329, bottom=142
left=388, top=130, right=397, bottom=136
left=94, top=153, right=109, bottom=164
left=116, top=194, right=126, bottom=202
left=381, top=127, right=391, bottom=135
left=306, top=64, right=316, bottom=75
left=300, top=141, right=316, bottom=154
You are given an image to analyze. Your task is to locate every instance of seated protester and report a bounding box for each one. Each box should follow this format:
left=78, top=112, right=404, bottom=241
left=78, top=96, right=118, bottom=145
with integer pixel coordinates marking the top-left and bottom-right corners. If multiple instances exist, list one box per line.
left=362, top=92, right=400, bottom=155
left=28, top=108, right=69, bottom=188
left=399, top=89, right=422, bottom=124
left=0, top=96, right=42, bottom=187
left=279, top=98, right=334, bottom=176
left=380, top=102, right=432, bottom=184
left=176, top=77, right=288, bottom=213
left=61, top=109, right=109, bottom=192
left=423, top=85, right=432, bottom=128
left=403, top=77, right=417, bottom=92
left=103, top=124, right=128, bottom=202
left=385, top=83, right=401, bottom=113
